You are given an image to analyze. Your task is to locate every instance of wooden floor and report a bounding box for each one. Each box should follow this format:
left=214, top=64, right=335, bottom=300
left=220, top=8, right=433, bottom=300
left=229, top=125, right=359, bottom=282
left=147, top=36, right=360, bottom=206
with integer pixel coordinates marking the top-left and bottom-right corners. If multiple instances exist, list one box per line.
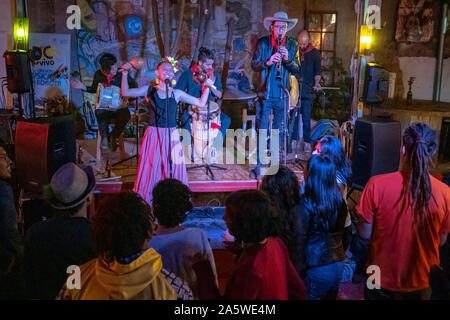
left=77, top=137, right=306, bottom=201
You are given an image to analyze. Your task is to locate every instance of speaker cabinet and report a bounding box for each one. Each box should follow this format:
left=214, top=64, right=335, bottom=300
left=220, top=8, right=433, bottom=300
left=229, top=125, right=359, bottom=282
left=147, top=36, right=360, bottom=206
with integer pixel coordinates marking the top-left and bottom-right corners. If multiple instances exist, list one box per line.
left=15, top=115, right=76, bottom=194
left=351, top=118, right=401, bottom=189
left=3, top=50, right=32, bottom=93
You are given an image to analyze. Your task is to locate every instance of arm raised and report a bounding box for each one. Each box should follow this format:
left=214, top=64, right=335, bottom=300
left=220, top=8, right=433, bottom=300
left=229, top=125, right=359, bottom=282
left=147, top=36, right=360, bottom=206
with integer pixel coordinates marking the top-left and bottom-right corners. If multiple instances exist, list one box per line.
left=121, top=69, right=148, bottom=97
left=176, top=87, right=210, bottom=107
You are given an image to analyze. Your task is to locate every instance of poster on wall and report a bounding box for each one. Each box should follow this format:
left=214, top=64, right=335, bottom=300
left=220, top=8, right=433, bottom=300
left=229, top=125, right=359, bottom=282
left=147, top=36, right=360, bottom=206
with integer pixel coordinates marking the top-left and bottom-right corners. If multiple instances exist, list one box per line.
left=29, top=33, right=71, bottom=109
left=395, top=0, right=434, bottom=43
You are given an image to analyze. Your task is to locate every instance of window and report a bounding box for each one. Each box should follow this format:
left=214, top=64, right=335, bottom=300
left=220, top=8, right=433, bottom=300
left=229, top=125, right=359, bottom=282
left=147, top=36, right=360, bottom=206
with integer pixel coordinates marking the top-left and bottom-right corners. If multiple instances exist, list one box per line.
left=307, top=12, right=337, bottom=85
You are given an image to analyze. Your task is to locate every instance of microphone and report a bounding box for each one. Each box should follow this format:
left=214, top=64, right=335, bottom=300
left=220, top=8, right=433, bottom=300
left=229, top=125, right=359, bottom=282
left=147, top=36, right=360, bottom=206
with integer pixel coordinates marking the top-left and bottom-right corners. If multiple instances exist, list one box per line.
left=165, top=78, right=171, bottom=87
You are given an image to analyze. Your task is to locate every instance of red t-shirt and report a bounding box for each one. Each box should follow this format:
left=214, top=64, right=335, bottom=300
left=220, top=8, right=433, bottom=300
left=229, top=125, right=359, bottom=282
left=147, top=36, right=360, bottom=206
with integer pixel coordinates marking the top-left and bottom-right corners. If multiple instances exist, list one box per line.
left=356, top=171, right=450, bottom=292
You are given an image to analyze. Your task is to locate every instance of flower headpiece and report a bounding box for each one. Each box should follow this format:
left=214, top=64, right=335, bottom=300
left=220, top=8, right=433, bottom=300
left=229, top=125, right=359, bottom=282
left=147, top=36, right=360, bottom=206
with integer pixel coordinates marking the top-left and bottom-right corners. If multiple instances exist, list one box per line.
left=165, top=56, right=180, bottom=73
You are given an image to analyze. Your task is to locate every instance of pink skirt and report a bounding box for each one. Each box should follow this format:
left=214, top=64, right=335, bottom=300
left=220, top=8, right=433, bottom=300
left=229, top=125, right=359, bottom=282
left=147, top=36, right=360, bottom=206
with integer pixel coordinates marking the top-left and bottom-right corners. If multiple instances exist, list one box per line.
left=133, top=126, right=188, bottom=205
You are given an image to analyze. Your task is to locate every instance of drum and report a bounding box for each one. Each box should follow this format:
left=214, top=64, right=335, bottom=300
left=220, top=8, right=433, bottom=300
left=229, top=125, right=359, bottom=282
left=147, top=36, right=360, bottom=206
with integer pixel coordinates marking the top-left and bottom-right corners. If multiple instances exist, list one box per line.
left=190, top=101, right=221, bottom=159
left=96, top=83, right=123, bottom=110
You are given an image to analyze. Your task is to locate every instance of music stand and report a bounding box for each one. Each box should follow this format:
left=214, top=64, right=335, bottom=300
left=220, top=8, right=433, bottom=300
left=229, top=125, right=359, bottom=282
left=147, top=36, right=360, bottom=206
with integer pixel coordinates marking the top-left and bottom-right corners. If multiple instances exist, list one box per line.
left=187, top=99, right=226, bottom=181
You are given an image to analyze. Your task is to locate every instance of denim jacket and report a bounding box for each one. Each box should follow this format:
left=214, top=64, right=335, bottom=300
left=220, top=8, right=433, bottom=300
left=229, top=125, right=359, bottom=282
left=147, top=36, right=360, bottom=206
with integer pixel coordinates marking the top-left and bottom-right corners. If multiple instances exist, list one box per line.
left=251, top=35, right=300, bottom=99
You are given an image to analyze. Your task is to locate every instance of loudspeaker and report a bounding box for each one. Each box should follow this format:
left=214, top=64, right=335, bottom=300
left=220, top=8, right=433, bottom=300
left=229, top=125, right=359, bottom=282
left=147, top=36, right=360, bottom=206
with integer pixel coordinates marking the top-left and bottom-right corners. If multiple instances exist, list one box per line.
left=3, top=50, right=32, bottom=93
left=351, top=118, right=401, bottom=189
left=15, top=115, right=76, bottom=194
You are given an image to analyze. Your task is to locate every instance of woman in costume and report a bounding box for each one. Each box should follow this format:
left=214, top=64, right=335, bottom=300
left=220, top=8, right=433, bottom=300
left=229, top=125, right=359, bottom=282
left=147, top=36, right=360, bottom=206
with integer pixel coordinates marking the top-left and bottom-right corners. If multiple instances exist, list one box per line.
left=121, top=59, right=213, bottom=204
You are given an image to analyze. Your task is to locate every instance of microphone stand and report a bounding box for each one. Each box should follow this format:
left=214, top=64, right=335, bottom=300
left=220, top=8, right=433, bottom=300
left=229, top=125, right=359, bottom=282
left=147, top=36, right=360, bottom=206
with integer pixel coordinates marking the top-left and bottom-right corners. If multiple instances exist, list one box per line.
left=276, top=39, right=288, bottom=167
left=165, top=79, right=173, bottom=179
left=187, top=88, right=227, bottom=181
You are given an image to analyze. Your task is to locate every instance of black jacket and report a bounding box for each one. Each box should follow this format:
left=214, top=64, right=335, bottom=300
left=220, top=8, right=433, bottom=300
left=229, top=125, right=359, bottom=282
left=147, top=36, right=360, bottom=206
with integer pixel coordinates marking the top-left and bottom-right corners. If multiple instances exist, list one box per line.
left=251, top=35, right=300, bottom=99
left=297, top=197, right=347, bottom=271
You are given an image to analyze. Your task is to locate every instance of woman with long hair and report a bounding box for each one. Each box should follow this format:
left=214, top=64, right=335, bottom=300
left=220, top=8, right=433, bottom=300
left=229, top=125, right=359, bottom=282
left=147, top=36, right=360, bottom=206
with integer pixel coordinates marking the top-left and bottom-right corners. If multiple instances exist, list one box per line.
left=260, top=166, right=306, bottom=277
left=301, top=155, right=348, bottom=300
left=312, top=135, right=353, bottom=248
left=356, top=122, right=450, bottom=300
left=121, top=60, right=213, bottom=205
left=312, top=135, right=352, bottom=193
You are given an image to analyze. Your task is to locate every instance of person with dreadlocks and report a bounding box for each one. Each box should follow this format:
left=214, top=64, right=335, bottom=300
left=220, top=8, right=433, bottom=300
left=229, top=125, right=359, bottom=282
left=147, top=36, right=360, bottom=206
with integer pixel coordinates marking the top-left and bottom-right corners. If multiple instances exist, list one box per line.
left=355, top=122, right=450, bottom=300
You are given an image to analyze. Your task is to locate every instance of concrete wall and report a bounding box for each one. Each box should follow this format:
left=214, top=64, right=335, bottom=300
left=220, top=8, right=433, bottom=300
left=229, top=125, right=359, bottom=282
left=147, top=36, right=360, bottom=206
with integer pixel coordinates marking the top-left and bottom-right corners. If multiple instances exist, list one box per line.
left=372, top=0, right=450, bottom=102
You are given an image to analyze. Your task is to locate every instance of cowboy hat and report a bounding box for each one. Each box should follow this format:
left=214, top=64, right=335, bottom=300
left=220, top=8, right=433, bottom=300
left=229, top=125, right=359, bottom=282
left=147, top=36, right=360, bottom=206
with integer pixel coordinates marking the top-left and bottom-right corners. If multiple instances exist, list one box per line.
left=44, top=162, right=96, bottom=210
left=264, top=12, right=298, bottom=32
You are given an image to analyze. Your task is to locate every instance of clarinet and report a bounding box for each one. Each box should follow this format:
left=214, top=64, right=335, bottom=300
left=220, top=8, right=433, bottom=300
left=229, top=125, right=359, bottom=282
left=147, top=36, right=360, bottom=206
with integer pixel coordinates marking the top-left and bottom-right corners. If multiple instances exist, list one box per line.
left=276, top=37, right=283, bottom=80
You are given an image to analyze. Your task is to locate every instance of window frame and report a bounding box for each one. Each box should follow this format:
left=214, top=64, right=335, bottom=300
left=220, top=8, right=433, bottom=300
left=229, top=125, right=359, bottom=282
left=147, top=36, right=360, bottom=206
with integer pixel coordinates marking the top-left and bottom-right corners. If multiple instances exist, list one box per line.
left=306, top=11, right=338, bottom=85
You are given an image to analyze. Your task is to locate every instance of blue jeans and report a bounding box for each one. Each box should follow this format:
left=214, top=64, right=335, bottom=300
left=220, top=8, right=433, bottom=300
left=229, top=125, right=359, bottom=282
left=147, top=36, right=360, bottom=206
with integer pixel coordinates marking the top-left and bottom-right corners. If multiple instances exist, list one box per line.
left=305, top=261, right=345, bottom=300
left=300, top=98, right=312, bottom=143
left=255, top=97, right=289, bottom=165
left=181, top=109, right=231, bottom=147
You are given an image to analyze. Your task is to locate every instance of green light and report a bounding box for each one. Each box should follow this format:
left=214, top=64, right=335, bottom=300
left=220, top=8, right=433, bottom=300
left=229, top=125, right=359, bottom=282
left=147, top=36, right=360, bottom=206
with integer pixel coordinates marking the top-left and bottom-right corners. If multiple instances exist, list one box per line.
left=16, top=28, right=25, bottom=38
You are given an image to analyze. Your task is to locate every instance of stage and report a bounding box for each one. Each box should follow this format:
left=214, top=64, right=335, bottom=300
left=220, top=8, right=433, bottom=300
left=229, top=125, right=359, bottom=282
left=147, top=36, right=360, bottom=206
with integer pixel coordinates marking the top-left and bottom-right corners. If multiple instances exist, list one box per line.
left=77, top=136, right=307, bottom=207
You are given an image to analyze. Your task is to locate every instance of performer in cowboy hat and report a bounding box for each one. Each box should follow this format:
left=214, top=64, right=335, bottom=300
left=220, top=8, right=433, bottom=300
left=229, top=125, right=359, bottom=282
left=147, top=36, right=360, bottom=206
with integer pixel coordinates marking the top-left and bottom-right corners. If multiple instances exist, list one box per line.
left=250, top=11, right=300, bottom=178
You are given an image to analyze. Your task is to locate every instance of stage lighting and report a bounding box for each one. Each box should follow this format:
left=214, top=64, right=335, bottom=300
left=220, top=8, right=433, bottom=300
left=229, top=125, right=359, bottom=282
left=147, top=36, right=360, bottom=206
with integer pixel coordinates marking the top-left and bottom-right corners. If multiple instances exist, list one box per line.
left=13, top=17, right=29, bottom=50
left=360, top=24, right=373, bottom=52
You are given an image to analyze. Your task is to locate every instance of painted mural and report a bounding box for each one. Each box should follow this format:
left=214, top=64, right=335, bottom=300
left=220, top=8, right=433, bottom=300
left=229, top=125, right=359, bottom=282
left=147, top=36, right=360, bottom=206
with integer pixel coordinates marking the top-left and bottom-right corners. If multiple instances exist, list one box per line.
left=75, top=0, right=262, bottom=97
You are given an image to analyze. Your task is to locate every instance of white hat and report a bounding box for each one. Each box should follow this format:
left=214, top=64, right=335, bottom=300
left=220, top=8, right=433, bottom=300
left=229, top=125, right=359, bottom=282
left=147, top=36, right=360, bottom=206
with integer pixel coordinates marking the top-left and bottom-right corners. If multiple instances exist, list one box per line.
left=263, top=12, right=298, bottom=32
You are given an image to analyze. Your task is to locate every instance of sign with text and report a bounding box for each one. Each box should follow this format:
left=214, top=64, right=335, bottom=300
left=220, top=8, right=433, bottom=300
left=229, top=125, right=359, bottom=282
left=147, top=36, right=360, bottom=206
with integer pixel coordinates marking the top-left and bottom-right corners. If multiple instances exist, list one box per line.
left=29, top=33, right=71, bottom=108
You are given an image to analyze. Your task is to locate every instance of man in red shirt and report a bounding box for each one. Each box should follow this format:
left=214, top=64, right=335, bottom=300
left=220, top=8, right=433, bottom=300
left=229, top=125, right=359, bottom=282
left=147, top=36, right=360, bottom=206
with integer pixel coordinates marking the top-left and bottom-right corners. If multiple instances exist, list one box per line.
left=355, top=123, right=450, bottom=299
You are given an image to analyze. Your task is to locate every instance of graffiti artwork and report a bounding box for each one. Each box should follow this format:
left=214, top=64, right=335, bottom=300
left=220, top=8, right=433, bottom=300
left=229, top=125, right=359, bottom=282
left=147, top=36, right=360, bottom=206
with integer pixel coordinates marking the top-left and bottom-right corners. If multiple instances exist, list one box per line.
left=71, top=0, right=262, bottom=100
left=395, top=0, right=434, bottom=43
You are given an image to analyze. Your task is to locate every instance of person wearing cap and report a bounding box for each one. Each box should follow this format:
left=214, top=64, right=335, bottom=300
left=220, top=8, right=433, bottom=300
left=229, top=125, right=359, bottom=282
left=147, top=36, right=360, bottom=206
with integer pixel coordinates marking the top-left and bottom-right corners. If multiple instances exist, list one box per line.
left=250, top=12, right=300, bottom=178
left=24, top=162, right=96, bottom=299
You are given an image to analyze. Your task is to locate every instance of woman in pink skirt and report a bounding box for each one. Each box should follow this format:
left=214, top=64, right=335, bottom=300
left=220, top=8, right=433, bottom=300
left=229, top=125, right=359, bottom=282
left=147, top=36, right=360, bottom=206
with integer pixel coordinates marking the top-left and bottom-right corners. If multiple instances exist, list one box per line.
left=121, top=61, right=212, bottom=204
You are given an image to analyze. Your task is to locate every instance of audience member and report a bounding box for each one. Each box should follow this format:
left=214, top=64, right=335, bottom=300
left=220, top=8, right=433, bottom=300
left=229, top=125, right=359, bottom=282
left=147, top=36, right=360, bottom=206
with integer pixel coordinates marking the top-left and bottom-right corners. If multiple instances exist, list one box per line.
left=355, top=122, right=450, bottom=300
left=193, top=189, right=307, bottom=300
left=58, top=191, right=192, bottom=300
left=260, top=166, right=306, bottom=277
left=24, top=162, right=96, bottom=299
left=148, top=179, right=217, bottom=298
left=300, top=155, right=348, bottom=300
left=0, top=139, right=25, bottom=299
left=312, top=135, right=353, bottom=251
left=312, top=135, right=352, bottom=195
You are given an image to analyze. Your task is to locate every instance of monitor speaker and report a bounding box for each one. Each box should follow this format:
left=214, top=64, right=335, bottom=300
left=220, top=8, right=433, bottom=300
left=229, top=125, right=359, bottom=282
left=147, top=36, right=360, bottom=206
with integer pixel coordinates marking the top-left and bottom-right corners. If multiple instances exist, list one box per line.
left=15, top=115, right=76, bottom=194
left=351, top=118, right=401, bottom=189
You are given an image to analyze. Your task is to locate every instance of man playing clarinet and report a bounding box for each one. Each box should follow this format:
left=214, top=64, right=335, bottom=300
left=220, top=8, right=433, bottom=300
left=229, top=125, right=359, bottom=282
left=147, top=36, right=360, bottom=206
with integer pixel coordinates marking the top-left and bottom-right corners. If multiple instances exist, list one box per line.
left=250, top=12, right=300, bottom=178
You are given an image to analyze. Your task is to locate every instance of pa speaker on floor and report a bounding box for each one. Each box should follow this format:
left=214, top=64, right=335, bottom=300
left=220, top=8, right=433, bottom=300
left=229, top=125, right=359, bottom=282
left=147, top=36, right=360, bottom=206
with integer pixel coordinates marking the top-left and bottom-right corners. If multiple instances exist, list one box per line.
left=351, top=118, right=401, bottom=189
left=15, top=115, right=76, bottom=194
